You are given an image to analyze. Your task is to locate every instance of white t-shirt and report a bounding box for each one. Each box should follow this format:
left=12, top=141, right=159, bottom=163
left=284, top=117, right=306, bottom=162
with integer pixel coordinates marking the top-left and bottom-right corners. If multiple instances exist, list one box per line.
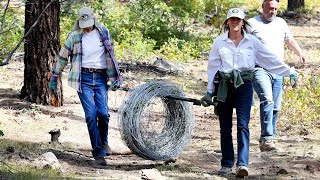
left=81, top=29, right=107, bottom=69
left=248, top=15, right=292, bottom=60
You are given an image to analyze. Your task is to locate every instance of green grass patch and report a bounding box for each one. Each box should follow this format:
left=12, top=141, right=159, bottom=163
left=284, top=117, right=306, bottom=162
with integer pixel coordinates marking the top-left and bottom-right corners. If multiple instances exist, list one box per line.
left=0, top=139, right=82, bottom=179
left=0, top=139, right=44, bottom=155
left=0, top=163, right=63, bottom=180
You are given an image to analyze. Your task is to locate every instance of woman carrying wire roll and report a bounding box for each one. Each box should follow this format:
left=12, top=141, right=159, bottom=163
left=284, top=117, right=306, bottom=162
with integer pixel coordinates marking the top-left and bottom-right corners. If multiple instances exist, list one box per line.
left=200, top=8, right=298, bottom=178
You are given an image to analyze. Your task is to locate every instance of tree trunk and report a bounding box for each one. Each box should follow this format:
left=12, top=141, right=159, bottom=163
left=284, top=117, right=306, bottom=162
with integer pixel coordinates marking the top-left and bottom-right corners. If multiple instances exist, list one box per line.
left=287, top=0, right=304, bottom=11
left=21, top=0, right=63, bottom=106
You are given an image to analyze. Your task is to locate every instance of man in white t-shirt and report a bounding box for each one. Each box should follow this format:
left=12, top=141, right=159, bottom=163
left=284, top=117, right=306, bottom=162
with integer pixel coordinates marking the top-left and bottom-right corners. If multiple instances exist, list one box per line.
left=49, top=7, right=122, bottom=166
left=248, top=0, right=306, bottom=152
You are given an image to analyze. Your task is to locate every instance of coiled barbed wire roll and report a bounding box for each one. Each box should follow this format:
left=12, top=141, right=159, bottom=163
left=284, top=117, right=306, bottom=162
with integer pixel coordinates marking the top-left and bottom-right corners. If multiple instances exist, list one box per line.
left=118, top=81, right=195, bottom=160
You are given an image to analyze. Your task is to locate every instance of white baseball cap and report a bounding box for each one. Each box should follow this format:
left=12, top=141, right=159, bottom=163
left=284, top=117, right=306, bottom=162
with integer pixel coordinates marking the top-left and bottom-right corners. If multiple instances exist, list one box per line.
left=78, top=7, right=95, bottom=28
left=226, top=8, right=246, bottom=20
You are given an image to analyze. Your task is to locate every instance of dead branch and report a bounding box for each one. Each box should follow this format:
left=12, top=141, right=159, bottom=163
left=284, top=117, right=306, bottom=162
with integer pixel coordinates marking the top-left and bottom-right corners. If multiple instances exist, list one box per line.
left=0, top=0, right=10, bottom=33
left=0, top=0, right=56, bottom=66
left=119, top=62, right=177, bottom=75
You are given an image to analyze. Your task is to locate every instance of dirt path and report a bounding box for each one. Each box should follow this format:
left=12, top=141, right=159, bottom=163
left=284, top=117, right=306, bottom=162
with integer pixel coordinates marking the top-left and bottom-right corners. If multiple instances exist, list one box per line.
left=1, top=20, right=320, bottom=179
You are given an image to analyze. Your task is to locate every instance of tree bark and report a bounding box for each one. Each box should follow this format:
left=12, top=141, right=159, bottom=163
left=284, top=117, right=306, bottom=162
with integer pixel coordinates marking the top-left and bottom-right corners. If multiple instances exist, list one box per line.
left=287, top=0, right=304, bottom=11
left=21, top=0, right=63, bottom=106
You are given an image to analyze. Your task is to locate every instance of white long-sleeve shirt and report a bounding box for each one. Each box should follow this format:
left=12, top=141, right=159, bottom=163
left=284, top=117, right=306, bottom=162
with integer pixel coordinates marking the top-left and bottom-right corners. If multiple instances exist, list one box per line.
left=207, top=31, right=294, bottom=93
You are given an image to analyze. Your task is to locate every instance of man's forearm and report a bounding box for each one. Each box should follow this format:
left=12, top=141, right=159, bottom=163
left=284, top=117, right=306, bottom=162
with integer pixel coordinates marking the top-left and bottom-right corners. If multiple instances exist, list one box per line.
left=286, top=38, right=306, bottom=63
left=286, top=38, right=303, bottom=56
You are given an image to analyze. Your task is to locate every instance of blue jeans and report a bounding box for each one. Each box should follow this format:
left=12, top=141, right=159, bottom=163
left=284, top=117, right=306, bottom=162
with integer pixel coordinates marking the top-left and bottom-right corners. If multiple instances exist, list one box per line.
left=78, top=71, right=110, bottom=157
left=218, top=80, right=252, bottom=168
left=253, top=68, right=283, bottom=141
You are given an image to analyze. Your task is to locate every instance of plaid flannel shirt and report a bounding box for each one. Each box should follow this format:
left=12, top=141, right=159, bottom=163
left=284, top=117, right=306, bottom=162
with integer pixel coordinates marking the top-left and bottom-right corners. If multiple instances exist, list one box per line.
left=52, top=26, right=122, bottom=92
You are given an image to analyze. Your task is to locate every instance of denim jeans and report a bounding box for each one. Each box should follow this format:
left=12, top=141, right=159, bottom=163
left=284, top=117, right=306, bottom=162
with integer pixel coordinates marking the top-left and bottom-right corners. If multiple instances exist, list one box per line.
left=253, top=68, right=283, bottom=141
left=78, top=70, right=110, bottom=157
left=218, top=80, right=253, bottom=168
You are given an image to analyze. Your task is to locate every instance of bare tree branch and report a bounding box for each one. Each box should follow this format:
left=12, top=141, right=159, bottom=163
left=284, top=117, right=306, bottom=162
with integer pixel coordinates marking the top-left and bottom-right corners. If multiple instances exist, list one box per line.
left=0, top=0, right=57, bottom=66
left=0, top=0, right=10, bottom=33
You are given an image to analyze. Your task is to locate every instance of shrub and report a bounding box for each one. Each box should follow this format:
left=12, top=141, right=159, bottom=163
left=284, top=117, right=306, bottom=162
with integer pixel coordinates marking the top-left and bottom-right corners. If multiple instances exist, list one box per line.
left=279, top=73, right=320, bottom=132
left=0, top=6, right=24, bottom=61
left=157, top=32, right=214, bottom=63
left=114, top=28, right=156, bottom=62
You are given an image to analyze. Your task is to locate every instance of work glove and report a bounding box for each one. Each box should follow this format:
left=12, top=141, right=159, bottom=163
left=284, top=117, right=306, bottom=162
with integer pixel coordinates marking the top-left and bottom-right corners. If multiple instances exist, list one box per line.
left=110, top=81, right=120, bottom=91
left=200, top=92, right=213, bottom=107
left=49, top=75, right=58, bottom=95
left=290, top=73, right=298, bottom=88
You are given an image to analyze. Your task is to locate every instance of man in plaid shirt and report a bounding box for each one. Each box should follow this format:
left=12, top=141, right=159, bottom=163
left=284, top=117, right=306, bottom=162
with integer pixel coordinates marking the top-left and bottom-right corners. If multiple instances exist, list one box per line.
left=49, top=7, right=122, bottom=166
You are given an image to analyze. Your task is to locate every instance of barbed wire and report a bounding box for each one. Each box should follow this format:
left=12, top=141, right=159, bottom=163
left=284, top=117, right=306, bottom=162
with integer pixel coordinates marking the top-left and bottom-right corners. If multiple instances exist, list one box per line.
left=118, top=81, right=195, bottom=160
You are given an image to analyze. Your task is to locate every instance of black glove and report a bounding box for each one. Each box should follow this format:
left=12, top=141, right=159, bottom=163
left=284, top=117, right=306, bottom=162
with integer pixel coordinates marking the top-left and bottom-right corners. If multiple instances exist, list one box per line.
left=290, top=73, right=298, bottom=88
left=110, top=81, right=120, bottom=91
left=200, top=92, right=213, bottom=107
left=49, top=75, right=58, bottom=95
